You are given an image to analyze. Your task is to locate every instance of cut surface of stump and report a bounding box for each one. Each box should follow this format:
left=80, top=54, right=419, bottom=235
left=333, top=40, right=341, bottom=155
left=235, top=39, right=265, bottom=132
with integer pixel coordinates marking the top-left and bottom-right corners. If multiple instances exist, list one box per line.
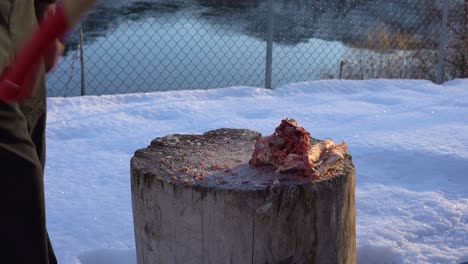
left=131, top=128, right=356, bottom=264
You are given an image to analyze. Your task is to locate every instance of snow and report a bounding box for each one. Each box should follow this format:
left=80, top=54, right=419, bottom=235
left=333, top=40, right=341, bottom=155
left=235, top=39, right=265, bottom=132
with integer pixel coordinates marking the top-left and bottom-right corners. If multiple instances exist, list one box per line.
left=44, top=79, right=468, bottom=264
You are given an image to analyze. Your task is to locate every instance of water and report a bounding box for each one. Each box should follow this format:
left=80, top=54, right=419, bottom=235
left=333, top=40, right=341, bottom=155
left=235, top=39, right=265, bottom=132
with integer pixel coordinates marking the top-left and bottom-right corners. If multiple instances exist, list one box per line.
left=46, top=0, right=439, bottom=97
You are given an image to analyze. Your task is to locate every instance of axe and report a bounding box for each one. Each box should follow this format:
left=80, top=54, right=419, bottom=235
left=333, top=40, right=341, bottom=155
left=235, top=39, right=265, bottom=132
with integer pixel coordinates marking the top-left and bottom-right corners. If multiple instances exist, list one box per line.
left=0, top=0, right=98, bottom=102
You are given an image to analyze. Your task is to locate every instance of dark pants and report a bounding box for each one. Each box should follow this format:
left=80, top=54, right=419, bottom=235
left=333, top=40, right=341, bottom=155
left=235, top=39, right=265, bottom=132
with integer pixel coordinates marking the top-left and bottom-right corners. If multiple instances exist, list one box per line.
left=0, top=101, right=56, bottom=263
left=0, top=1, right=56, bottom=263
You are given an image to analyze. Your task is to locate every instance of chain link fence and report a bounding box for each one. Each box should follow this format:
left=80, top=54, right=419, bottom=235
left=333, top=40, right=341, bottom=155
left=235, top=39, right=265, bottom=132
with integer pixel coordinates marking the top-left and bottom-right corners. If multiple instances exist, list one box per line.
left=46, top=0, right=467, bottom=97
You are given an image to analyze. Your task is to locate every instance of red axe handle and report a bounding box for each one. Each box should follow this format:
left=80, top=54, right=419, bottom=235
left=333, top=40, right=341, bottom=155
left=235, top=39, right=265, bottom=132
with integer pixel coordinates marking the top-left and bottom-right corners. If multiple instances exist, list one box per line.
left=0, top=0, right=98, bottom=102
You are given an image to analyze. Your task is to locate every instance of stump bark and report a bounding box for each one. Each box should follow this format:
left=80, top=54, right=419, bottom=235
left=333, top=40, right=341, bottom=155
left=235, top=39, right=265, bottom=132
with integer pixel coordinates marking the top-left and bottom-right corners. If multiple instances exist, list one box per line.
left=131, top=129, right=356, bottom=264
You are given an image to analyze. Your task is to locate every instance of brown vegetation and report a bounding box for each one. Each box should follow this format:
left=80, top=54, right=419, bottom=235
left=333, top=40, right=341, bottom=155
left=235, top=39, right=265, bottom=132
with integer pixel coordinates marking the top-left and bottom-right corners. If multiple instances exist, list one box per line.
left=445, top=0, right=467, bottom=78
left=341, top=0, right=467, bottom=82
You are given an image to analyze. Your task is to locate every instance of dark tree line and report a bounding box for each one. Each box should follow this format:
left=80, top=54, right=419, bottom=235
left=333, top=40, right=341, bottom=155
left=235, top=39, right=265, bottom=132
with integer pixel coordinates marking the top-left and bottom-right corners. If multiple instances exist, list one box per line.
left=446, top=0, right=467, bottom=78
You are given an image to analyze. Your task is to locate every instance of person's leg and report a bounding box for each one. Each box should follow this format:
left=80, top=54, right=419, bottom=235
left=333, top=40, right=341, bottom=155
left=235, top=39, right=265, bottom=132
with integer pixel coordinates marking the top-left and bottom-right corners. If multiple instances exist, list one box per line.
left=19, top=76, right=47, bottom=167
left=0, top=101, right=52, bottom=264
left=19, top=87, right=56, bottom=264
left=14, top=1, right=57, bottom=262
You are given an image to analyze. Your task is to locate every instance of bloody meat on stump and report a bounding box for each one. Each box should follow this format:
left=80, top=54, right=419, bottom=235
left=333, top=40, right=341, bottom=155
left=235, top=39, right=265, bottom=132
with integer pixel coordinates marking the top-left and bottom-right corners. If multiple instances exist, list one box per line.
left=249, top=118, right=347, bottom=179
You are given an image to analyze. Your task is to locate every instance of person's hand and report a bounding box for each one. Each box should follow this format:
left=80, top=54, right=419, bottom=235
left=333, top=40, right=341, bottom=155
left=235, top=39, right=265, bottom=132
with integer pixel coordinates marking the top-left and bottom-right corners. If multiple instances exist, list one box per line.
left=44, top=38, right=64, bottom=73
left=0, top=62, right=40, bottom=102
left=35, top=2, right=64, bottom=72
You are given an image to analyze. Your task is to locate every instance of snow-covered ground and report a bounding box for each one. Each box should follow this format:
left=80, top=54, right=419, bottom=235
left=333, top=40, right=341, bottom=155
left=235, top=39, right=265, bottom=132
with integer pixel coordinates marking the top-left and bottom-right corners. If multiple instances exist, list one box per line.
left=44, top=79, right=468, bottom=264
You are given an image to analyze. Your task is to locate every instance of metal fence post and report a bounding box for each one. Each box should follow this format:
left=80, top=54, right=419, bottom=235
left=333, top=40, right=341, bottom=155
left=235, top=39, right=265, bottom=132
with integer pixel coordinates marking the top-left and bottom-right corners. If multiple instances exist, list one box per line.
left=80, top=27, right=86, bottom=96
left=436, top=0, right=449, bottom=84
left=265, top=0, right=274, bottom=89
left=339, top=60, right=346, bottom=79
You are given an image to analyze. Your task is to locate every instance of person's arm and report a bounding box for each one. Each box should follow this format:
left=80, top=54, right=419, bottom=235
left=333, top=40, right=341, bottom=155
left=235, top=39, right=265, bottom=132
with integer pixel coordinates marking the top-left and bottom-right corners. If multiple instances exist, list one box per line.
left=35, top=1, right=65, bottom=72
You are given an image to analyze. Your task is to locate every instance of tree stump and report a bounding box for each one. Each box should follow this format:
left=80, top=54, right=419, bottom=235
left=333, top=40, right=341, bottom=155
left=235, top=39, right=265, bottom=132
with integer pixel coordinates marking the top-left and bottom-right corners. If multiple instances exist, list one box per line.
left=131, top=128, right=356, bottom=264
